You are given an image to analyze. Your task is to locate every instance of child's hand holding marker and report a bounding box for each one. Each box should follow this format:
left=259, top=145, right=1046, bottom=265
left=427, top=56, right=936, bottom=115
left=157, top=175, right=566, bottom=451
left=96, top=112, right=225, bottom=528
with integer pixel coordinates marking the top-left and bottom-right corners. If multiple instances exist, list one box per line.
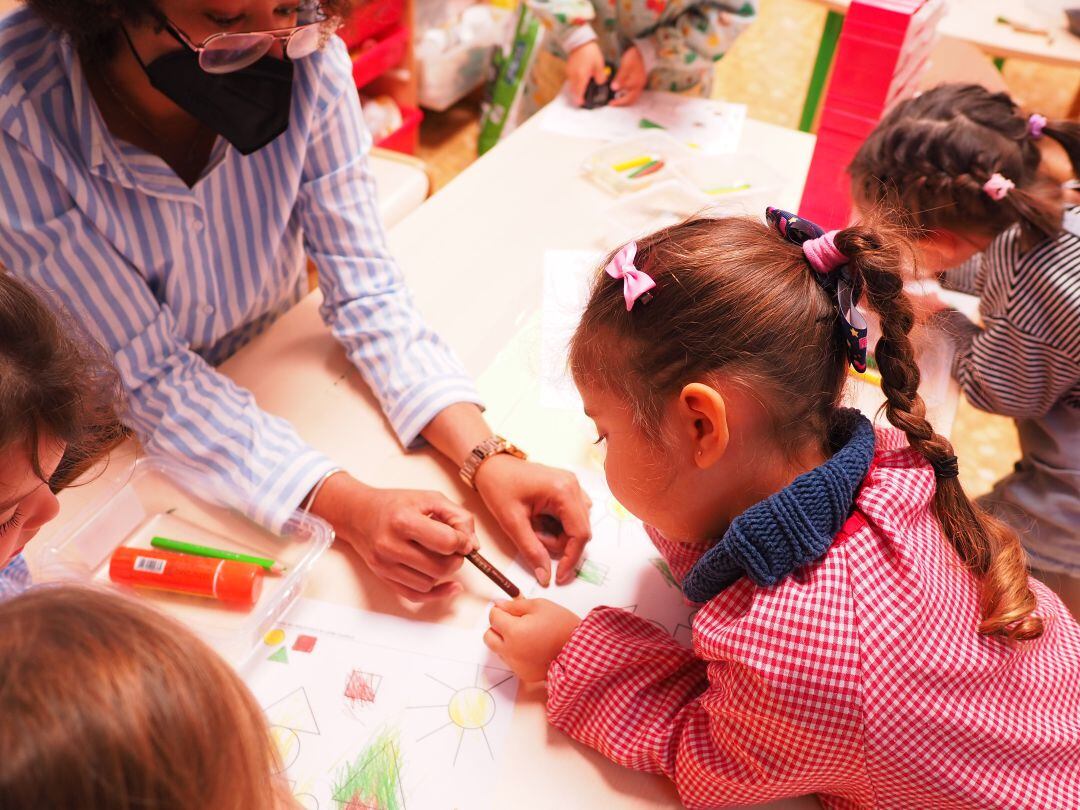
left=609, top=45, right=647, bottom=107
left=566, top=40, right=609, bottom=107
left=484, top=598, right=582, bottom=682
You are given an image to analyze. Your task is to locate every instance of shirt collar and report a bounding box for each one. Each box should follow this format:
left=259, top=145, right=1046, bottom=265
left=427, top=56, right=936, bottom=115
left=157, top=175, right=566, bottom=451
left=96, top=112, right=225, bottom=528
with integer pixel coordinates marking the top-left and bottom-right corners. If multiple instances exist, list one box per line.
left=59, top=35, right=222, bottom=201
left=682, top=408, right=877, bottom=602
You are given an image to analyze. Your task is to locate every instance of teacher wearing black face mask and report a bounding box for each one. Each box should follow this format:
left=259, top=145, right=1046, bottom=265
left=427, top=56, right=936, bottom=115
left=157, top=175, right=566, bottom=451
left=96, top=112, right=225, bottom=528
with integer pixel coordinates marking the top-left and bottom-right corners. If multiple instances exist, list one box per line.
left=0, top=1, right=592, bottom=600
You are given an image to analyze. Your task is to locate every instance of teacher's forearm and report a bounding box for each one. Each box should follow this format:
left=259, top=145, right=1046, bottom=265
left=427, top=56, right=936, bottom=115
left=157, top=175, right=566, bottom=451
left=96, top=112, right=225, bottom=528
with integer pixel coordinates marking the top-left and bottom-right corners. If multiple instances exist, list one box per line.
left=420, top=402, right=494, bottom=469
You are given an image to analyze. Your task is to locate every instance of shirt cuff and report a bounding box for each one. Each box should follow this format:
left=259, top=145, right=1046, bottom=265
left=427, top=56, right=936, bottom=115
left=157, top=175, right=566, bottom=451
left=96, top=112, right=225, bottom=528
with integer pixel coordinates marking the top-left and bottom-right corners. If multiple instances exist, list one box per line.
left=561, top=23, right=598, bottom=54
left=248, top=447, right=339, bottom=533
left=386, top=374, right=485, bottom=450
left=632, top=36, right=659, bottom=74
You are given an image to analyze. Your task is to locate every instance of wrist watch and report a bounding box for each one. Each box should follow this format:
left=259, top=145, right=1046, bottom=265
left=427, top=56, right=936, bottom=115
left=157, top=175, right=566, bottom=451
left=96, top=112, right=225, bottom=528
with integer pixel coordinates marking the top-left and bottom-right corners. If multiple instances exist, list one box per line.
left=459, top=435, right=527, bottom=490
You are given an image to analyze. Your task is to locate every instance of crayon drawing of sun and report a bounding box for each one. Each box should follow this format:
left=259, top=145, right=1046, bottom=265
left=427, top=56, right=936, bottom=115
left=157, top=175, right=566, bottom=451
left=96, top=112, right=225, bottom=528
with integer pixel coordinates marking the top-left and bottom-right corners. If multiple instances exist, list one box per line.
left=408, top=667, right=514, bottom=766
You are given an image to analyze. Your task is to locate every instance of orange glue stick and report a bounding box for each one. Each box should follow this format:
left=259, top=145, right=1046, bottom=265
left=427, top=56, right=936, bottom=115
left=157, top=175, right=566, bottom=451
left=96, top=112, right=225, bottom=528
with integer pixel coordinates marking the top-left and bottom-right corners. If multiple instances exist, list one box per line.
left=109, top=547, right=263, bottom=606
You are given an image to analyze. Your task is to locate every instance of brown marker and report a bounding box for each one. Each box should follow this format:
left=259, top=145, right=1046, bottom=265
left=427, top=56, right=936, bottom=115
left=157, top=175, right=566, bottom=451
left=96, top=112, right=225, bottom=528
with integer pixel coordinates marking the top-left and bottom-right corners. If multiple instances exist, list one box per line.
left=465, top=550, right=520, bottom=598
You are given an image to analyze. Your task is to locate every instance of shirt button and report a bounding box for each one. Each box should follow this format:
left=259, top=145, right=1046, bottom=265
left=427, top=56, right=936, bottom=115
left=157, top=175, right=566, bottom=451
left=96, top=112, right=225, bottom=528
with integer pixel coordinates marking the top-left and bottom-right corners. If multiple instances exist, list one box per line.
left=193, top=219, right=205, bottom=232
left=203, top=304, right=215, bottom=316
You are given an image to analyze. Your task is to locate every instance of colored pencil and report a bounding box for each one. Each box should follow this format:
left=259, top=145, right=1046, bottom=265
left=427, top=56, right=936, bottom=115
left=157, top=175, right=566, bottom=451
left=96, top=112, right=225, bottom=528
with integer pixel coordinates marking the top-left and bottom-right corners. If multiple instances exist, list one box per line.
left=628, top=159, right=664, bottom=179
left=465, top=550, right=520, bottom=598
left=150, top=536, right=285, bottom=574
left=612, top=154, right=655, bottom=173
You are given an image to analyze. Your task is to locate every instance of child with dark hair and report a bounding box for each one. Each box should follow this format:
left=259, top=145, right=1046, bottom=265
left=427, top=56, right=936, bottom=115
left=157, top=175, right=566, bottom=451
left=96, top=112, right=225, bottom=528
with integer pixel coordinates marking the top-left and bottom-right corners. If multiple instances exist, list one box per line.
left=850, top=83, right=1080, bottom=617
left=486, top=212, right=1080, bottom=808
left=0, top=272, right=123, bottom=597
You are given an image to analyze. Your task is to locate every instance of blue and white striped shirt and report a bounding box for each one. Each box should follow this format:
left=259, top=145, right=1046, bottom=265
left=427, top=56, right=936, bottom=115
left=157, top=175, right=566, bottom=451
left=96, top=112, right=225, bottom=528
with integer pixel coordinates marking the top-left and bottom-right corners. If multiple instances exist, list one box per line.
left=0, top=9, right=481, bottom=531
left=0, top=554, right=31, bottom=600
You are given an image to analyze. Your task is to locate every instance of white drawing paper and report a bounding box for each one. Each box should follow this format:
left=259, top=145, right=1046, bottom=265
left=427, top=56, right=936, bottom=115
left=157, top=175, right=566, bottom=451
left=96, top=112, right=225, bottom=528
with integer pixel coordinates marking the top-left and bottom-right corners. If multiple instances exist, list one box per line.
left=539, top=250, right=602, bottom=411
left=540, top=91, right=746, bottom=154
left=244, top=598, right=518, bottom=810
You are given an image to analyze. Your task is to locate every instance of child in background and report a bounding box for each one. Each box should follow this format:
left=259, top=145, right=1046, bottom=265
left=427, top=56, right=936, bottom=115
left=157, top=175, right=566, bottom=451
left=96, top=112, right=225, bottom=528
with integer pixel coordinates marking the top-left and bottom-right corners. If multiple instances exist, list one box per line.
left=0, top=585, right=292, bottom=808
left=850, top=83, right=1080, bottom=617
left=528, top=0, right=757, bottom=107
left=0, top=273, right=122, bottom=598
left=486, top=213, right=1080, bottom=808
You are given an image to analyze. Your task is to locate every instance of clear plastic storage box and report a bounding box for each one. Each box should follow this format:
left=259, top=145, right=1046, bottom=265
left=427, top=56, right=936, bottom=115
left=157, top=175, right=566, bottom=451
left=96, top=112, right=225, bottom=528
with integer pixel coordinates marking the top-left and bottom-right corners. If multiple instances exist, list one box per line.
left=36, top=458, right=334, bottom=667
left=583, top=132, right=693, bottom=195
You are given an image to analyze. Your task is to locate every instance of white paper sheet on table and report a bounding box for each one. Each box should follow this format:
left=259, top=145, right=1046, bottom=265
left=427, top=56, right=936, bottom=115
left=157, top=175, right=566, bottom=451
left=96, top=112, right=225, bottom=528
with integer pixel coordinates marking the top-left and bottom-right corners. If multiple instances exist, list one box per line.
left=539, top=250, right=601, bottom=410
left=244, top=598, right=518, bottom=810
left=504, top=467, right=699, bottom=648
left=540, top=90, right=746, bottom=154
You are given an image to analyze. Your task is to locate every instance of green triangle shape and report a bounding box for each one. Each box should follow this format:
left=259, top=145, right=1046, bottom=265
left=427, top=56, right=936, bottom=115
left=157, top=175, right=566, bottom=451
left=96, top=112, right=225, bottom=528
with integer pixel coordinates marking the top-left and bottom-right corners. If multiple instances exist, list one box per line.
left=268, top=646, right=288, bottom=664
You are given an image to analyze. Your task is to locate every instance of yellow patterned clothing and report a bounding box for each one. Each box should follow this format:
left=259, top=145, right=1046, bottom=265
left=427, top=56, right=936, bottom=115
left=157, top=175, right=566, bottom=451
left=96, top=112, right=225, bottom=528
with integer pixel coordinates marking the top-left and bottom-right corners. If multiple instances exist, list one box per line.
left=526, top=0, right=757, bottom=93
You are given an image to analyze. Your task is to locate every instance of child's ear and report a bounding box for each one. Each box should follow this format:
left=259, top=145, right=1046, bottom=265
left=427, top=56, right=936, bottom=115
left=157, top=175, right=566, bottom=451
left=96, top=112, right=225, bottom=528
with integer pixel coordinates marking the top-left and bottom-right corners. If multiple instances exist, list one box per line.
left=677, top=383, right=729, bottom=469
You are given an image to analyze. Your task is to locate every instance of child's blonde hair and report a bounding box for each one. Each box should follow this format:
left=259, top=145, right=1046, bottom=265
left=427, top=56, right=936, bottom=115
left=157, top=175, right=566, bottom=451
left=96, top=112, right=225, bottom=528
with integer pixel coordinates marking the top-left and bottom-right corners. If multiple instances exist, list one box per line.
left=849, top=83, right=1080, bottom=246
left=570, top=215, right=1041, bottom=641
left=0, top=586, right=292, bottom=809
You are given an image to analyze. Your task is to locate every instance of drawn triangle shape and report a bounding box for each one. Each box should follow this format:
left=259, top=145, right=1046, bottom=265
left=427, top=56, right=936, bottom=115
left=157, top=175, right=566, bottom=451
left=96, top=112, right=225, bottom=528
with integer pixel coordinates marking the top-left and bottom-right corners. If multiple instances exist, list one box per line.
left=265, top=687, right=321, bottom=735
left=268, top=646, right=289, bottom=664
left=332, top=740, right=406, bottom=809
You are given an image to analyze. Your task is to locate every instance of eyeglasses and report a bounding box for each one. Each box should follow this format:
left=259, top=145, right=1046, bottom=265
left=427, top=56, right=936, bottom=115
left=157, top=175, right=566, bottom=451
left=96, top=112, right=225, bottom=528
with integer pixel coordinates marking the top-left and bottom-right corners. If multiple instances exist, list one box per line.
left=164, top=7, right=341, bottom=75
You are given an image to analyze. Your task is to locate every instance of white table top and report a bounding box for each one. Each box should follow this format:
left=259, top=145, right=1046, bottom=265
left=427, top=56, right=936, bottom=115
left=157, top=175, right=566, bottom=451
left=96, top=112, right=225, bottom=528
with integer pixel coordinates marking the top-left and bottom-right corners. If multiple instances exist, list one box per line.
left=33, top=110, right=826, bottom=809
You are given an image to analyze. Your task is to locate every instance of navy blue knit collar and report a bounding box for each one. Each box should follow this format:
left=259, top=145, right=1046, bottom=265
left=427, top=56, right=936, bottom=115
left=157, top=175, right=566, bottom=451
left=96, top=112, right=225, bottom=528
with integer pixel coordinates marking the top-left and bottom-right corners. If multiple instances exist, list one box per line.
left=682, top=409, right=876, bottom=603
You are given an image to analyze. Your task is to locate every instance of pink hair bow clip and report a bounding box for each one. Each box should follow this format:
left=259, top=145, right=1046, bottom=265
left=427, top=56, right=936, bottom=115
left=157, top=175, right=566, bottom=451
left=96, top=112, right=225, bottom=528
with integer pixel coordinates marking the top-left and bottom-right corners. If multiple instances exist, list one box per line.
left=983, top=173, right=1015, bottom=201
left=1027, top=113, right=1047, bottom=140
left=605, top=242, right=656, bottom=311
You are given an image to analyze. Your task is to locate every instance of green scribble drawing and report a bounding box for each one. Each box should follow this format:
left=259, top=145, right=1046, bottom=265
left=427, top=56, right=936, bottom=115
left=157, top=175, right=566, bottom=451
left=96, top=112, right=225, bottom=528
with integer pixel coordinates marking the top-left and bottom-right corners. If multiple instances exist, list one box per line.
left=650, top=557, right=678, bottom=588
left=575, top=559, right=610, bottom=585
left=331, top=728, right=405, bottom=810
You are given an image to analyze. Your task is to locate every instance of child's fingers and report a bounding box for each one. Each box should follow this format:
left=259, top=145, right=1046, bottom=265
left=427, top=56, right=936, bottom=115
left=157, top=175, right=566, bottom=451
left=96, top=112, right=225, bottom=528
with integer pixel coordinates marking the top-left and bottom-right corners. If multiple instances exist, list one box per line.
left=483, top=628, right=504, bottom=652
left=488, top=605, right=516, bottom=636
left=494, top=598, right=532, bottom=616
left=610, top=87, right=642, bottom=107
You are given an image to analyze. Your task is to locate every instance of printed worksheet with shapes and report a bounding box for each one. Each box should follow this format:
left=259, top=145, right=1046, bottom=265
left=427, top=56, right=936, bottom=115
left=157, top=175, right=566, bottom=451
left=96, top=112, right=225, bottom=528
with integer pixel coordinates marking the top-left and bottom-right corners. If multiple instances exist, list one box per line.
left=245, top=599, right=519, bottom=810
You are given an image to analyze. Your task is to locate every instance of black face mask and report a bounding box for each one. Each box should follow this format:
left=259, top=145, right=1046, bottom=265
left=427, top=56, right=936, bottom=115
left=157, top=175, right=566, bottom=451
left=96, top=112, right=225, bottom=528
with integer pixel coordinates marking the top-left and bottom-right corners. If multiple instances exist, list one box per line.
left=124, top=25, right=294, bottom=156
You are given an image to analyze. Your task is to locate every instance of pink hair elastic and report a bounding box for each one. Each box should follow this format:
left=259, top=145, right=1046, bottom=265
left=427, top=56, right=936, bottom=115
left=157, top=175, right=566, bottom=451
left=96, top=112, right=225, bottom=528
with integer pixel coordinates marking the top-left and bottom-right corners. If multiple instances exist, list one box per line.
left=983, top=173, right=1015, bottom=201
left=605, top=242, right=656, bottom=311
left=1027, top=113, right=1047, bottom=140
left=801, top=230, right=846, bottom=274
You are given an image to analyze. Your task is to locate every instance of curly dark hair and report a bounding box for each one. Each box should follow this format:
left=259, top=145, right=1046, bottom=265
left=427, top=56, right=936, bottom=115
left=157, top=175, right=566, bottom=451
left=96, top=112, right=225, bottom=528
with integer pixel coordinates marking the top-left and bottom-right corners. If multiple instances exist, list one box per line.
left=22, top=0, right=356, bottom=63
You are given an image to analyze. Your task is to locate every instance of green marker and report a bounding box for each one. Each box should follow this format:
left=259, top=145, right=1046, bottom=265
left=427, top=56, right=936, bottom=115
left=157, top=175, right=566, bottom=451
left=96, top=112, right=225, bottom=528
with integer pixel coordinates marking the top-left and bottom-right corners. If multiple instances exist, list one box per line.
left=150, top=536, right=285, bottom=574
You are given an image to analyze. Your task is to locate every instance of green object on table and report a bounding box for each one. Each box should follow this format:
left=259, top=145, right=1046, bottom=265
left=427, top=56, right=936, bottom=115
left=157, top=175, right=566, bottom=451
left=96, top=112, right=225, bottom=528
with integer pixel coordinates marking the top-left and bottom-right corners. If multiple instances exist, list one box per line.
left=150, top=536, right=283, bottom=572
left=799, top=9, right=845, bottom=133
left=639, top=117, right=666, bottom=129
left=993, top=56, right=1006, bottom=72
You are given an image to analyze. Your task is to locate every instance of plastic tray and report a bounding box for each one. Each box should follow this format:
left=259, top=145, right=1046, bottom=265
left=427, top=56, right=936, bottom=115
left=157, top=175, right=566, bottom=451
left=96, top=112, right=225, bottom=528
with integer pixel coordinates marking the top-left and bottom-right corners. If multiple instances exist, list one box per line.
left=376, top=103, right=424, bottom=154
left=671, top=152, right=784, bottom=218
left=351, top=25, right=409, bottom=89
left=36, top=457, right=334, bottom=667
left=582, top=132, right=693, bottom=195
left=339, top=0, right=405, bottom=49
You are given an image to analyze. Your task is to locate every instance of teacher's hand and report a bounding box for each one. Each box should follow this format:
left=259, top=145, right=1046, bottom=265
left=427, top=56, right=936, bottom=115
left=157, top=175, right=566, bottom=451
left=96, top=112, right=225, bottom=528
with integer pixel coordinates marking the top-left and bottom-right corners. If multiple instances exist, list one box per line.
left=473, top=455, right=592, bottom=587
left=311, top=473, right=479, bottom=602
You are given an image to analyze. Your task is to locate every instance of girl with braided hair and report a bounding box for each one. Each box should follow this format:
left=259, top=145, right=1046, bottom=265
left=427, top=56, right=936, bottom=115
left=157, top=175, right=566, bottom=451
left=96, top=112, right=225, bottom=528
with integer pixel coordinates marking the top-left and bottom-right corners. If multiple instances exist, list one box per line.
left=484, top=211, right=1080, bottom=809
left=851, top=83, right=1080, bottom=619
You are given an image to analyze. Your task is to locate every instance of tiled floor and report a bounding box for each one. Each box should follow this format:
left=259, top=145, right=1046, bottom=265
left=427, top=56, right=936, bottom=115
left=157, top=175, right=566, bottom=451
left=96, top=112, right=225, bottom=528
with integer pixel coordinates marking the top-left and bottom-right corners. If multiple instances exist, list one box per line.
left=418, top=0, right=1078, bottom=495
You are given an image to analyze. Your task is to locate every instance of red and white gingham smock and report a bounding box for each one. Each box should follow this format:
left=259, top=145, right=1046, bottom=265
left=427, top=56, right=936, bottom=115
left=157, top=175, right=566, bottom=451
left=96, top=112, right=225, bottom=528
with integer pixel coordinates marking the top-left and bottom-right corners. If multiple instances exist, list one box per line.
left=546, top=428, right=1080, bottom=808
